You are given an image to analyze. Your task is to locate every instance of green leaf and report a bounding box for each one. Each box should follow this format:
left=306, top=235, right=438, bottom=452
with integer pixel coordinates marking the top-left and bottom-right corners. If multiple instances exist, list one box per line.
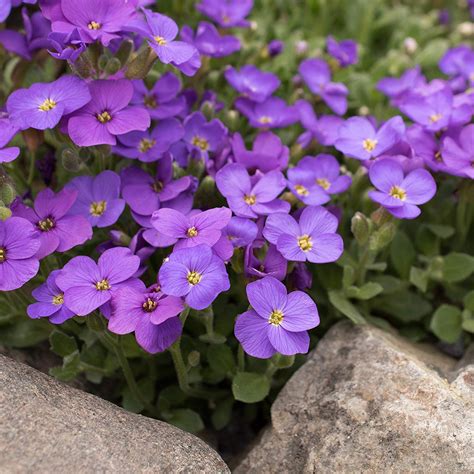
left=409, top=267, right=428, bottom=293
left=342, top=265, right=355, bottom=289
left=273, top=354, right=295, bottom=369
left=442, top=253, right=474, bottom=283
left=346, top=282, right=383, bottom=300
left=122, top=378, right=155, bottom=413
left=199, top=333, right=227, bottom=344
left=49, top=350, right=81, bottom=381
left=0, top=320, right=51, bottom=348
left=463, top=291, right=474, bottom=311
left=328, top=290, right=366, bottom=324
left=426, top=224, right=455, bottom=239
left=166, top=409, right=204, bottom=433
left=430, top=305, right=462, bottom=343
left=462, top=309, right=474, bottom=334
left=232, top=372, right=270, bottom=403
left=49, top=330, right=77, bottom=357
left=374, top=290, right=432, bottom=322
left=207, top=345, right=235, bottom=375
left=390, top=231, right=416, bottom=279
left=211, top=398, right=234, bottom=431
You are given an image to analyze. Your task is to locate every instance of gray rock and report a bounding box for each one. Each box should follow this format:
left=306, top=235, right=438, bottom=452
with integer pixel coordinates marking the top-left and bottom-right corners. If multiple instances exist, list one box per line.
left=0, top=354, right=229, bottom=474
left=237, top=322, right=474, bottom=473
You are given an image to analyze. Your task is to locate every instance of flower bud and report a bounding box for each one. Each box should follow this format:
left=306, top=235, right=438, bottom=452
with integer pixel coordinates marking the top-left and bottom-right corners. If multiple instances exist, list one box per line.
left=0, top=206, right=12, bottom=220
left=201, top=100, right=215, bottom=120
left=187, top=351, right=200, bottom=367
left=351, top=212, right=370, bottom=245
left=369, top=222, right=397, bottom=251
left=403, top=37, right=418, bottom=55
left=126, top=46, right=157, bottom=79
left=0, top=182, right=16, bottom=206
left=98, top=54, right=109, bottom=71
left=61, top=148, right=81, bottom=172
left=105, top=57, right=122, bottom=75
left=109, top=230, right=131, bottom=246
left=115, top=39, right=134, bottom=66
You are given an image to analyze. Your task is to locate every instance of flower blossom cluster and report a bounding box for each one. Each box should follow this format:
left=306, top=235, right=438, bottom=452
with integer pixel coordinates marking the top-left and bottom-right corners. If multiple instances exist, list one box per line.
left=0, top=0, right=472, bottom=362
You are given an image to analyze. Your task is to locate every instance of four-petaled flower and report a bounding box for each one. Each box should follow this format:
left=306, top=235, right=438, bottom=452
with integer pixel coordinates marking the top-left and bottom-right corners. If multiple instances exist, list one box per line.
left=235, top=276, right=319, bottom=358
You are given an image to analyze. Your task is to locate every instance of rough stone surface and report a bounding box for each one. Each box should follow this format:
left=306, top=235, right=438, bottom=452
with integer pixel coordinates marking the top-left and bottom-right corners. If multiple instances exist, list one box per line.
left=0, top=354, right=229, bottom=474
left=237, top=322, right=474, bottom=473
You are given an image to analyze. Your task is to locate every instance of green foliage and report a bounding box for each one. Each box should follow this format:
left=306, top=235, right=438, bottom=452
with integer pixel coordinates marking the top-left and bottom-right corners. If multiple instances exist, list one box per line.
left=232, top=372, right=271, bottom=403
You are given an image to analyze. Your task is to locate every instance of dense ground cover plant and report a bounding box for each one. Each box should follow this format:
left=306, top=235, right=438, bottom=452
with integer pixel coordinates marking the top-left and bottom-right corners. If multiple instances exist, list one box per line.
left=1, top=0, right=474, bottom=442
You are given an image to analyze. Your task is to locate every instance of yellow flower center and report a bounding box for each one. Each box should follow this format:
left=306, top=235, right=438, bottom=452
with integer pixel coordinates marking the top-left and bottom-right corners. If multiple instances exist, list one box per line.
left=244, top=194, right=256, bottom=205
left=187, top=226, right=198, bottom=237
left=269, top=309, right=284, bottom=326
left=90, top=200, right=107, bottom=217
left=0, top=247, right=6, bottom=263
left=144, top=95, right=157, bottom=108
left=258, top=116, right=273, bottom=124
left=154, top=36, right=167, bottom=45
left=316, top=178, right=331, bottom=190
left=95, top=279, right=111, bottom=291
left=192, top=136, right=209, bottom=151
left=297, top=234, right=313, bottom=252
left=362, top=138, right=378, bottom=152
left=52, top=293, right=64, bottom=305
left=37, top=217, right=55, bottom=232
left=389, top=185, right=407, bottom=201
left=294, top=184, right=309, bottom=196
left=88, top=21, right=101, bottom=30
left=97, top=111, right=112, bottom=123
left=38, top=98, right=57, bottom=112
left=138, top=138, right=156, bottom=153
left=429, top=113, right=443, bottom=123
left=435, top=151, right=442, bottom=162
left=142, top=297, right=157, bottom=312
left=187, top=271, right=202, bottom=285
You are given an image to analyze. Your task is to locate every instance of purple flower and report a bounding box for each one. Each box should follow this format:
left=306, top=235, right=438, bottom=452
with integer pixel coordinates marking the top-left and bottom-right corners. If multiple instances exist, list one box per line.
left=245, top=244, right=287, bottom=281
left=11, top=188, right=92, bottom=259
left=7, top=76, right=91, bottom=131
left=399, top=86, right=471, bottom=132
left=299, top=58, right=348, bottom=115
left=66, top=170, right=125, bottom=227
left=222, top=216, right=258, bottom=248
left=50, top=0, right=136, bottom=46
left=334, top=116, right=405, bottom=160
left=235, top=97, right=299, bottom=129
left=114, top=118, right=184, bottom=162
left=159, top=244, right=230, bottom=310
left=0, top=146, right=20, bottom=163
left=439, top=46, right=474, bottom=79
left=56, top=247, right=141, bottom=316
left=287, top=154, right=351, bottom=205
left=234, top=276, right=319, bottom=358
left=216, top=163, right=290, bottom=218
left=131, top=73, right=186, bottom=120
left=183, top=112, right=228, bottom=159
left=289, top=263, right=313, bottom=291
left=121, top=156, right=193, bottom=216
left=231, top=131, right=289, bottom=173
left=196, top=0, right=253, bottom=28
left=108, top=284, right=183, bottom=354
left=368, top=158, right=436, bottom=219
left=47, top=29, right=86, bottom=62
left=377, top=67, right=426, bottom=107
left=151, top=207, right=232, bottom=249
left=267, top=39, right=284, bottom=57
left=441, top=124, right=474, bottom=179
left=0, top=114, right=19, bottom=163
left=0, top=217, right=40, bottom=291
left=326, top=36, right=358, bottom=67
left=181, top=22, right=240, bottom=58
left=225, top=65, right=280, bottom=103
left=68, top=79, right=150, bottom=147
left=27, top=270, right=75, bottom=324
left=128, top=9, right=197, bottom=66
left=263, top=206, right=343, bottom=263
left=296, top=99, right=344, bottom=147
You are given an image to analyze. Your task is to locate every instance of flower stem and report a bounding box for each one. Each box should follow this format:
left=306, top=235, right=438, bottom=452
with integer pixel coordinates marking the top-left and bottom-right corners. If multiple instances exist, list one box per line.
left=27, top=150, right=36, bottom=187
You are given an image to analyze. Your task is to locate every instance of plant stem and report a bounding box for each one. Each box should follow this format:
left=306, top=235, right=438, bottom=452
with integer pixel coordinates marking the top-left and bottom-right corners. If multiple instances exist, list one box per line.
left=27, top=150, right=36, bottom=187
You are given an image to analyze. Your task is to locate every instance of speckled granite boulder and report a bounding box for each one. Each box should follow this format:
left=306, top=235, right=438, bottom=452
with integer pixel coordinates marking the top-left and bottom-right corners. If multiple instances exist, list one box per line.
left=237, top=322, right=474, bottom=473
left=0, top=354, right=229, bottom=474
